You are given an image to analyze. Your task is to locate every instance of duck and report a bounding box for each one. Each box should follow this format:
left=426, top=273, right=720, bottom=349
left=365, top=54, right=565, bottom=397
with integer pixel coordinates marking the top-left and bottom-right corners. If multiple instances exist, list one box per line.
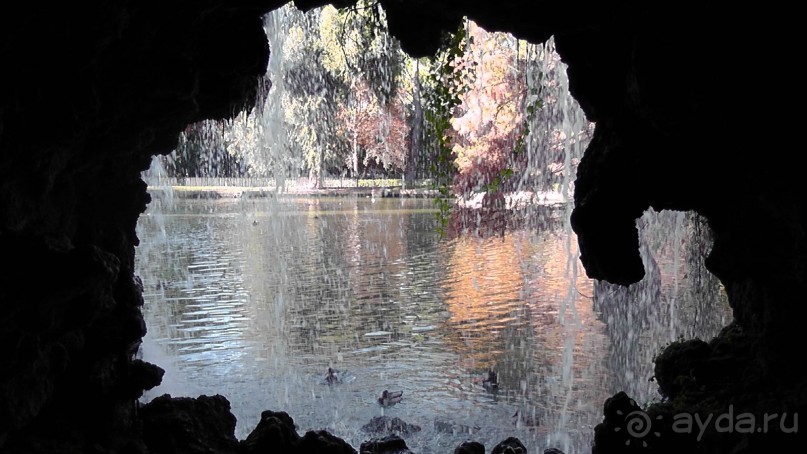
left=325, top=367, right=339, bottom=385
left=378, top=390, right=403, bottom=407
left=482, top=368, right=498, bottom=393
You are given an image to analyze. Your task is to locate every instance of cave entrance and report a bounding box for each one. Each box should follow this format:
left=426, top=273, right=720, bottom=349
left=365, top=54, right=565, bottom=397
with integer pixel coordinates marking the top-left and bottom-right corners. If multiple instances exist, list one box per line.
left=133, top=3, right=731, bottom=451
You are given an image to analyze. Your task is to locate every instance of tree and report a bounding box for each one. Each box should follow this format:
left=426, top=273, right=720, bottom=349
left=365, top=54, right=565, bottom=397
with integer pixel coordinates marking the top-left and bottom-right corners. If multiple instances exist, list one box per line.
left=430, top=23, right=594, bottom=235
left=275, top=2, right=410, bottom=187
left=421, top=23, right=475, bottom=235
left=162, top=121, right=249, bottom=178
left=451, top=23, right=525, bottom=205
left=321, top=2, right=409, bottom=181
left=280, top=10, right=349, bottom=188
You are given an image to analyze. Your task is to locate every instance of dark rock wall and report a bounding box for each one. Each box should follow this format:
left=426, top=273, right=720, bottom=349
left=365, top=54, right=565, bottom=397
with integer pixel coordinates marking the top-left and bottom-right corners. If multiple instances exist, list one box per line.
left=1, top=1, right=804, bottom=453
left=0, top=2, right=279, bottom=451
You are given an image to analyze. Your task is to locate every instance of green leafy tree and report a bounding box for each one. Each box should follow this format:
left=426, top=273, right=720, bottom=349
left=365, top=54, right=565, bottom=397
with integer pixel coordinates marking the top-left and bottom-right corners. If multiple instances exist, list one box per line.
left=279, top=2, right=409, bottom=187
left=281, top=11, right=348, bottom=187
left=163, top=121, right=249, bottom=178
left=421, top=22, right=475, bottom=235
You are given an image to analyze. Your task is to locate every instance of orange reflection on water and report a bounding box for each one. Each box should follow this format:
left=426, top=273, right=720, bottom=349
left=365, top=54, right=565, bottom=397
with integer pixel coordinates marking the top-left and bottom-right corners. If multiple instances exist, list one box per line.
left=442, top=233, right=531, bottom=370
left=440, top=229, right=609, bottom=430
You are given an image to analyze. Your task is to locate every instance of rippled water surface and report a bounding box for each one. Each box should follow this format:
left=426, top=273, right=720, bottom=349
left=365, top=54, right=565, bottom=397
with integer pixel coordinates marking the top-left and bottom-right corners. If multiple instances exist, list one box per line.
left=136, top=196, right=730, bottom=453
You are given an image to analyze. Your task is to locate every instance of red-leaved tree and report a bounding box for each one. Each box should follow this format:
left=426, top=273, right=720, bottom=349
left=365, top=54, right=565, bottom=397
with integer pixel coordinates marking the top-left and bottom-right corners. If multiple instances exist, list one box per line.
left=451, top=23, right=526, bottom=210
left=336, top=80, right=409, bottom=179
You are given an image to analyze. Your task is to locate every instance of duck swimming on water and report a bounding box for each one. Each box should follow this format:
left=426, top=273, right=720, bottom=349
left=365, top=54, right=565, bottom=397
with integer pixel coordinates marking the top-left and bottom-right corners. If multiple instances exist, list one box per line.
left=378, top=390, right=403, bottom=407
left=482, top=368, right=498, bottom=393
left=325, top=367, right=339, bottom=385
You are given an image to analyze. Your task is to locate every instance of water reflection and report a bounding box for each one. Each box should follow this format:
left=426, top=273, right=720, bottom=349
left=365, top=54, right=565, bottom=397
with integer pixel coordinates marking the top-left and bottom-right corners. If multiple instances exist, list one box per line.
left=136, top=197, right=729, bottom=453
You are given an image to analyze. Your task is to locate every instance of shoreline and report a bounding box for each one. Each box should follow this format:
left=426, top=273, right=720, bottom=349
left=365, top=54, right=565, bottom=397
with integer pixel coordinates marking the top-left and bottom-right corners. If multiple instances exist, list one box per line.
left=146, top=185, right=440, bottom=199
left=146, top=186, right=571, bottom=208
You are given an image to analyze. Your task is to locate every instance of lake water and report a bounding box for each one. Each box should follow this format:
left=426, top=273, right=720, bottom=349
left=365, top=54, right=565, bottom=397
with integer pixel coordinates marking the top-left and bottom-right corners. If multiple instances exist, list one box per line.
left=135, top=195, right=730, bottom=453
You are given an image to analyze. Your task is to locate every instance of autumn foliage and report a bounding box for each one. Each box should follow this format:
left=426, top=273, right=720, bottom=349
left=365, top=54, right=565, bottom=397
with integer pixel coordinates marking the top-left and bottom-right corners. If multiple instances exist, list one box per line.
left=335, top=80, right=409, bottom=176
left=450, top=23, right=527, bottom=227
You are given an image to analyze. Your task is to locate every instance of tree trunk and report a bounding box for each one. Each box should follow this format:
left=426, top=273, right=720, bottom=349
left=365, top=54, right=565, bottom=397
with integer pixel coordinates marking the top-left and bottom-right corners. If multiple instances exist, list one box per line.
left=317, top=147, right=324, bottom=189
left=352, top=107, right=360, bottom=188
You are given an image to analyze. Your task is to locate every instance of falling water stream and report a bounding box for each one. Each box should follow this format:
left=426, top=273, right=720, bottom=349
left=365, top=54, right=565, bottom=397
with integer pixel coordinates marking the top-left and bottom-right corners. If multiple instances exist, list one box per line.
left=135, top=6, right=731, bottom=453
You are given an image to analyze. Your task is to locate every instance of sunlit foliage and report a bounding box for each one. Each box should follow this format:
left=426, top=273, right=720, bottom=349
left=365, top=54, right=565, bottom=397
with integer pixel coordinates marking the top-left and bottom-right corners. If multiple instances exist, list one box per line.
left=160, top=3, right=592, bottom=214
left=451, top=23, right=525, bottom=204
left=278, top=2, right=410, bottom=187
left=421, top=23, right=475, bottom=235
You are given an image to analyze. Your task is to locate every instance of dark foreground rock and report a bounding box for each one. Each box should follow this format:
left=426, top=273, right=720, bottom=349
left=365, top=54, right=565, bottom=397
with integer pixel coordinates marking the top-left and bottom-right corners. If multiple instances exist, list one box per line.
left=140, top=394, right=240, bottom=454
left=242, top=410, right=301, bottom=453
left=594, top=323, right=807, bottom=453
left=134, top=398, right=568, bottom=454
left=359, top=435, right=413, bottom=454
left=454, top=440, right=485, bottom=454
left=491, top=437, right=527, bottom=454
left=298, top=430, right=357, bottom=454
left=137, top=404, right=360, bottom=454
left=593, top=391, right=807, bottom=453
